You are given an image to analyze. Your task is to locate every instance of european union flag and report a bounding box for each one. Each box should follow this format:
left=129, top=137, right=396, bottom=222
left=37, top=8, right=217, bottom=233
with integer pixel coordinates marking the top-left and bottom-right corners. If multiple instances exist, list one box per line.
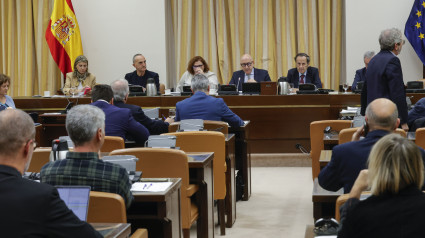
left=405, top=0, right=425, bottom=65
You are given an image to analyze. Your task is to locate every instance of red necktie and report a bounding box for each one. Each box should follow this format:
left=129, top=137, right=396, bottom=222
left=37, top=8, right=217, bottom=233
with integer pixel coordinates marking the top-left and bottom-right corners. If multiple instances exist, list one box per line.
left=300, top=74, right=305, bottom=84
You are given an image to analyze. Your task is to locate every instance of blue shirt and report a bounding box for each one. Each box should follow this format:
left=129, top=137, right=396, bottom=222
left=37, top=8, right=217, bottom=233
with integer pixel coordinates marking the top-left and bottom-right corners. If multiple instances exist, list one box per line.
left=0, top=95, right=15, bottom=111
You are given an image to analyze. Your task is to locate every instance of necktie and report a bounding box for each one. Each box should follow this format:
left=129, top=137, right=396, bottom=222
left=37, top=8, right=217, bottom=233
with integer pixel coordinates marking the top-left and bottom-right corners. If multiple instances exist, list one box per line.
left=300, top=74, right=305, bottom=84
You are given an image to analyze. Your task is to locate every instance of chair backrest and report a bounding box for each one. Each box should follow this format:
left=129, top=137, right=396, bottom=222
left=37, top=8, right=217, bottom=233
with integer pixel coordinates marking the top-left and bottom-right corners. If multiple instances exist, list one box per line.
left=159, top=83, right=165, bottom=95
left=338, top=128, right=359, bottom=144
left=101, top=136, right=125, bottom=153
left=87, top=191, right=127, bottom=223
left=335, top=193, right=350, bottom=221
left=416, top=128, right=425, bottom=150
left=28, top=147, right=51, bottom=172
left=168, top=120, right=229, bottom=134
left=165, top=131, right=227, bottom=200
left=310, top=120, right=352, bottom=179
left=394, top=128, right=407, bottom=137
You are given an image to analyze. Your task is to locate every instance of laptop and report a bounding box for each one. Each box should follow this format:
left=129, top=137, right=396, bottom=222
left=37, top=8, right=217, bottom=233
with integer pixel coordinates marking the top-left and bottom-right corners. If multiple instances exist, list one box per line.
left=56, top=186, right=91, bottom=221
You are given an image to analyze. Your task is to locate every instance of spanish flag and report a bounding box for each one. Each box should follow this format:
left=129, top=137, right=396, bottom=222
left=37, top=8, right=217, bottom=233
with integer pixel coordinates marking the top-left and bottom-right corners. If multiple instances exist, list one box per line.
left=45, top=0, right=83, bottom=75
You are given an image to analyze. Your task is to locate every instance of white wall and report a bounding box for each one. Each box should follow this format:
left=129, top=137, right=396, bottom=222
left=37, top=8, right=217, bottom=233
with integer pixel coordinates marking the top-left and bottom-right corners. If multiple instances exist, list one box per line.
left=72, top=0, right=167, bottom=86
left=345, top=0, right=422, bottom=85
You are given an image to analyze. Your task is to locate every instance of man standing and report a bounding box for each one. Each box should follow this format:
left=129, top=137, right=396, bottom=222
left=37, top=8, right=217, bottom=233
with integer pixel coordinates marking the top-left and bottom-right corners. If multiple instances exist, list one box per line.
left=176, top=74, right=244, bottom=128
left=351, top=51, right=375, bottom=90
left=0, top=109, right=101, bottom=237
left=111, top=79, right=173, bottom=135
left=41, top=105, right=134, bottom=208
left=90, top=84, right=150, bottom=146
left=361, top=28, right=408, bottom=131
left=125, top=53, right=160, bottom=91
left=319, top=98, right=425, bottom=193
left=286, top=53, right=322, bottom=88
left=229, top=54, right=271, bottom=91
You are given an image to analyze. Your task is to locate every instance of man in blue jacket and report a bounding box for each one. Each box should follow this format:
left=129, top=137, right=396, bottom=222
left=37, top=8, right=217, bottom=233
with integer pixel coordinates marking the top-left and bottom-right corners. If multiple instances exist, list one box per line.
left=228, top=54, right=271, bottom=91
left=176, top=74, right=244, bottom=128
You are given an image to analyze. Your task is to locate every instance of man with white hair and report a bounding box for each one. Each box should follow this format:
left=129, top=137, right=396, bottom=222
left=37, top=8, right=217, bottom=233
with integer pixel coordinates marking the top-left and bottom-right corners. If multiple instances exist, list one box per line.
left=111, top=79, right=174, bottom=135
left=360, top=27, right=408, bottom=131
left=41, top=105, right=134, bottom=208
left=229, top=54, right=271, bottom=91
left=0, top=109, right=102, bottom=237
left=351, top=51, right=375, bottom=90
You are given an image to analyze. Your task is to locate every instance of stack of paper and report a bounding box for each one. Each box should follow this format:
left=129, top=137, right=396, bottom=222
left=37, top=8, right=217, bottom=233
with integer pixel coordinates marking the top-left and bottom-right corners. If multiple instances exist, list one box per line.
left=131, top=182, right=173, bottom=192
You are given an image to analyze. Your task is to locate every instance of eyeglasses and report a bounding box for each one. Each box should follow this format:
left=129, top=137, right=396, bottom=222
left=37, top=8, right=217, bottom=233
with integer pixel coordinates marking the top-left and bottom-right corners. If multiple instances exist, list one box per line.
left=241, top=62, right=253, bottom=67
left=193, top=64, right=204, bottom=68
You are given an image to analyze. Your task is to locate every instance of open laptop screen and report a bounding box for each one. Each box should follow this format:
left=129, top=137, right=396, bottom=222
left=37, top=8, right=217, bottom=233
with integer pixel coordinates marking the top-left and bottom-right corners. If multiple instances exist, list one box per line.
left=56, top=186, right=91, bottom=221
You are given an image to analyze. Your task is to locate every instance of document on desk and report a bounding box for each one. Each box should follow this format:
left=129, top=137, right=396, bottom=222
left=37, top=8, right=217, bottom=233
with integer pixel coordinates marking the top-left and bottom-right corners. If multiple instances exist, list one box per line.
left=131, top=182, right=172, bottom=192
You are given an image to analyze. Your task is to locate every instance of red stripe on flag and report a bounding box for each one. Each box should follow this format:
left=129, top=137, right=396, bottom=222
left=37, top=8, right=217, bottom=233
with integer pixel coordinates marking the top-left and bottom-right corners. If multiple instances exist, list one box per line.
left=66, top=0, right=75, bottom=13
left=45, top=19, right=73, bottom=75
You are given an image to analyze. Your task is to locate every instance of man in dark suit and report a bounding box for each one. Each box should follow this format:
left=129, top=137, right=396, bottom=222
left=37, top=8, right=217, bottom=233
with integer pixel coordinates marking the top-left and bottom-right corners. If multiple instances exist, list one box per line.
left=125, top=53, right=160, bottom=91
left=228, top=54, right=271, bottom=91
left=176, top=74, right=244, bottom=128
left=351, top=51, right=375, bottom=90
left=0, top=109, right=102, bottom=237
left=286, top=53, right=322, bottom=88
left=360, top=28, right=408, bottom=131
left=319, top=98, right=425, bottom=193
left=90, top=84, right=149, bottom=146
left=111, top=79, right=173, bottom=135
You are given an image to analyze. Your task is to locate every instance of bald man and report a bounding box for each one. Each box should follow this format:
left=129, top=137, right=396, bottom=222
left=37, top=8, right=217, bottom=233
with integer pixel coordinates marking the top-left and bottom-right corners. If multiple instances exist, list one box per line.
left=319, top=98, right=425, bottom=193
left=229, top=54, right=271, bottom=91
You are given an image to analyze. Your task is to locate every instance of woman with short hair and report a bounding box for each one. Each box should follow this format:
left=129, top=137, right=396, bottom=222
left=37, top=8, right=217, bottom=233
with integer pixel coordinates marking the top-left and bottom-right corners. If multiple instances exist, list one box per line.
left=176, top=56, right=218, bottom=92
left=0, top=74, right=15, bottom=111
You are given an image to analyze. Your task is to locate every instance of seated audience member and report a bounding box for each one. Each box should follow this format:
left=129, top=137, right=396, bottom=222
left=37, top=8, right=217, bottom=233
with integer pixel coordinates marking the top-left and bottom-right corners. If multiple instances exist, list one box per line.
left=111, top=79, right=173, bottom=135
left=0, top=74, right=15, bottom=111
left=338, top=134, right=425, bottom=237
left=63, top=55, right=96, bottom=96
left=41, top=105, right=134, bottom=208
left=175, top=74, right=244, bottom=128
left=0, top=109, right=101, bottom=237
left=176, top=56, right=218, bottom=92
left=228, top=54, right=271, bottom=91
left=90, top=84, right=149, bottom=146
left=408, top=97, right=425, bottom=129
left=125, top=53, right=160, bottom=91
left=286, top=53, right=322, bottom=88
left=351, top=51, right=375, bottom=91
left=319, top=98, right=425, bottom=193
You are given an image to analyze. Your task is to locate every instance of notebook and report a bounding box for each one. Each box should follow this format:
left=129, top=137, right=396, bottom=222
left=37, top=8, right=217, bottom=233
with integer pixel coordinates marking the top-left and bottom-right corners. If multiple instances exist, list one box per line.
left=56, top=186, right=91, bottom=221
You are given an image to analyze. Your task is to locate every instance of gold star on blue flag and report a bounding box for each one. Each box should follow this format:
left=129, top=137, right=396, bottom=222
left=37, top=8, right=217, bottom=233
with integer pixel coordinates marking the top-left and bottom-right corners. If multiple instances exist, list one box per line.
left=406, top=0, right=425, bottom=65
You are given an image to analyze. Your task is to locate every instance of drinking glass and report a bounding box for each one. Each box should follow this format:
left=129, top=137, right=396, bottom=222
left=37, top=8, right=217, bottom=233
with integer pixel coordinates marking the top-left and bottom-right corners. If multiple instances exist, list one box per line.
left=169, top=109, right=176, bottom=118
left=71, top=87, right=77, bottom=98
left=342, top=83, right=348, bottom=93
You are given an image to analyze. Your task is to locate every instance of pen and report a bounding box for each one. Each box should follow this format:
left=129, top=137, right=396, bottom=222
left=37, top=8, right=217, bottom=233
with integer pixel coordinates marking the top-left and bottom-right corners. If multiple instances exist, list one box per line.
left=143, top=184, right=147, bottom=190
left=162, top=114, right=166, bottom=120
left=147, top=183, right=153, bottom=189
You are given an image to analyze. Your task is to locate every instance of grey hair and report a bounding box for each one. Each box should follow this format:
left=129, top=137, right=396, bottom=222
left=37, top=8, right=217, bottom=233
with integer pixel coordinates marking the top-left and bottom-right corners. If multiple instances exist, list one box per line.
left=132, top=53, right=144, bottom=63
left=365, top=101, right=398, bottom=130
left=364, top=51, right=375, bottom=59
left=191, top=74, right=209, bottom=92
left=379, top=28, right=403, bottom=51
left=0, top=109, right=35, bottom=156
left=66, top=105, right=105, bottom=147
left=111, top=79, right=129, bottom=102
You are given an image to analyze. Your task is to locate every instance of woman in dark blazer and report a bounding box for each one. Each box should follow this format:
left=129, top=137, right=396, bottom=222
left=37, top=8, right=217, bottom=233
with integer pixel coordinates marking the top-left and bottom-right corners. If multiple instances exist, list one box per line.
left=338, top=134, right=425, bottom=238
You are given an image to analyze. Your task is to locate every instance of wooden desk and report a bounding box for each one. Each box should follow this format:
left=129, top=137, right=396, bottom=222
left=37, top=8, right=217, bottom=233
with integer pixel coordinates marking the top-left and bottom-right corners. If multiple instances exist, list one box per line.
left=224, top=134, right=236, bottom=227
left=229, top=121, right=251, bottom=201
left=187, top=153, right=215, bottom=238
left=92, top=223, right=131, bottom=238
left=312, top=178, right=343, bottom=221
left=39, top=113, right=67, bottom=146
left=319, top=150, right=332, bottom=169
left=129, top=178, right=182, bottom=238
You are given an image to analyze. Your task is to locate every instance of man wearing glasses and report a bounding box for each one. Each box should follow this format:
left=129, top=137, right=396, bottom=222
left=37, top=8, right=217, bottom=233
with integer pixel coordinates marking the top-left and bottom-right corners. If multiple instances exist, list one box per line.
left=286, top=53, right=322, bottom=89
left=229, top=54, right=271, bottom=91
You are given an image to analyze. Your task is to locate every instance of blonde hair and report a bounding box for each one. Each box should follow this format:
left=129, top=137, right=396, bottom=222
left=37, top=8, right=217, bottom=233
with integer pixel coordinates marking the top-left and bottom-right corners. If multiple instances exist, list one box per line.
left=368, top=134, right=424, bottom=195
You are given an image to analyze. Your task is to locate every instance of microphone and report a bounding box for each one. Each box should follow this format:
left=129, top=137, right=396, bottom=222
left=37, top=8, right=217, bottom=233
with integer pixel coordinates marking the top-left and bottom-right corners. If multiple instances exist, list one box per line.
left=237, top=77, right=241, bottom=91
left=295, top=143, right=309, bottom=154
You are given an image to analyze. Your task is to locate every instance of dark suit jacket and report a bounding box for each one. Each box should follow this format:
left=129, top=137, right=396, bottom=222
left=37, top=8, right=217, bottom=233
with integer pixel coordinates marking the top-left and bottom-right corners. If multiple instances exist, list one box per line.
left=228, top=68, right=271, bottom=91
left=286, top=66, right=322, bottom=88
left=0, top=165, right=102, bottom=238
left=351, top=67, right=366, bottom=90
left=319, top=130, right=425, bottom=193
left=125, top=70, right=160, bottom=90
left=408, top=97, right=425, bottom=128
left=114, top=101, right=169, bottom=135
left=91, top=100, right=149, bottom=145
left=360, top=50, right=408, bottom=124
left=175, top=91, right=244, bottom=128
left=338, top=186, right=425, bottom=238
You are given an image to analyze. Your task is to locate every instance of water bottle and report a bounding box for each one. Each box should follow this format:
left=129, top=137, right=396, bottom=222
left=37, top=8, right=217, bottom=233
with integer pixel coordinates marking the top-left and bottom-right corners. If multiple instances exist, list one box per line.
left=146, top=78, right=157, bottom=96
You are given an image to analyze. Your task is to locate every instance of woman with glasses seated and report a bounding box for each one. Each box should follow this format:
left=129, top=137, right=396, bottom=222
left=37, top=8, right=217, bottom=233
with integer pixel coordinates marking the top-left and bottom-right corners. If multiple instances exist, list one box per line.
left=176, top=56, right=218, bottom=92
left=338, top=133, right=425, bottom=237
left=0, top=74, right=15, bottom=111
